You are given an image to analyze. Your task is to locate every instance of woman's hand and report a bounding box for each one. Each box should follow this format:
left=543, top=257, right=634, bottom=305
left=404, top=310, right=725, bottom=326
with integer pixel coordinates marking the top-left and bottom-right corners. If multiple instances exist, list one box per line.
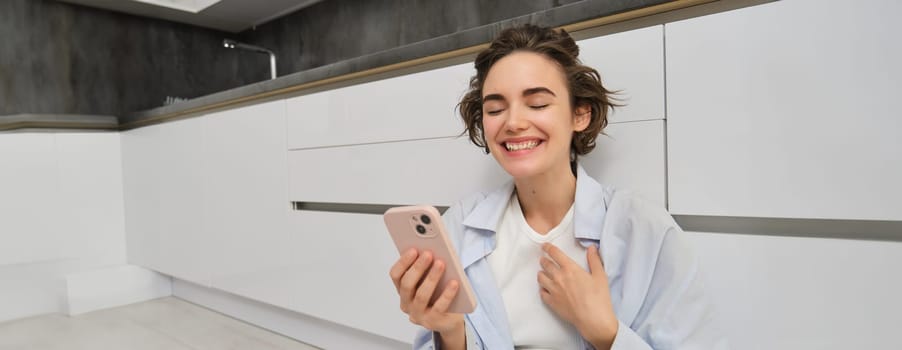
left=389, top=248, right=465, bottom=348
left=538, top=243, right=619, bottom=350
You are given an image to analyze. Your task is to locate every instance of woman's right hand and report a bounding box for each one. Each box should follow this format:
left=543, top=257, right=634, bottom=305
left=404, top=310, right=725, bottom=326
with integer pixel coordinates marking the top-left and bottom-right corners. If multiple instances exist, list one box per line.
left=389, top=248, right=465, bottom=338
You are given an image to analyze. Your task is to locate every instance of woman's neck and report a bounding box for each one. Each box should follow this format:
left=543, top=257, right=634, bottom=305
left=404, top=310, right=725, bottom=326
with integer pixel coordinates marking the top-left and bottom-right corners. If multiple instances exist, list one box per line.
left=514, top=163, right=577, bottom=235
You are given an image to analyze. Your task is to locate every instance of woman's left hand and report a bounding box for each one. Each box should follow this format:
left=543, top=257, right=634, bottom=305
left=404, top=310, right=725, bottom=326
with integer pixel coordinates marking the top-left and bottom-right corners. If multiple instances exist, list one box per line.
left=538, top=243, right=619, bottom=350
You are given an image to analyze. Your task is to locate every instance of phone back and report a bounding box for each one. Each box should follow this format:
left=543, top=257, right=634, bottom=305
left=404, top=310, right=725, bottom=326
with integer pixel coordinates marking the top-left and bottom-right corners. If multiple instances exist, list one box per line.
left=383, top=205, right=476, bottom=313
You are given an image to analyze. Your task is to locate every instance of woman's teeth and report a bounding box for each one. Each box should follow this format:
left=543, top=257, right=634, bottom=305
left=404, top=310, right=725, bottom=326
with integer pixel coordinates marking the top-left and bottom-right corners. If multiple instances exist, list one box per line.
left=505, top=140, right=539, bottom=151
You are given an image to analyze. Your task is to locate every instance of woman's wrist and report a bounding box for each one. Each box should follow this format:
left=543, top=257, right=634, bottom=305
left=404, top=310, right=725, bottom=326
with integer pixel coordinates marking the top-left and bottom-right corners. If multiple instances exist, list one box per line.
left=580, top=316, right=618, bottom=350
left=437, top=320, right=466, bottom=350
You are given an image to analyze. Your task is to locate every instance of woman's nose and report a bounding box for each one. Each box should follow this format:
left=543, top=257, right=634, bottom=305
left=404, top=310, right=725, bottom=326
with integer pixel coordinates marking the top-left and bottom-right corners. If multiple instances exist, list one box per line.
left=505, top=105, right=529, bottom=132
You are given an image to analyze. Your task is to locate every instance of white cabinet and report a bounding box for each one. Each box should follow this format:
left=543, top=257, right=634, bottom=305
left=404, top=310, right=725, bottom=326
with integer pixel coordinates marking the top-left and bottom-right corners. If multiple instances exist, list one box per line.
left=687, top=231, right=902, bottom=349
left=286, top=211, right=417, bottom=343
left=285, top=63, right=473, bottom=149
left=287, top=137, right=508, bottom=206
left=122, top=118, right=211, bottom=285
left=582, top=120, right=666, bottom=206
left=287, top=120, right=665, bottom=207
left=123, top=100, right=294, bottom=306
left=579, top=25, right=664, bottom=123
left=204, top=100, right=295, bottom=308
left=121, top=123, right=164, bottom=273
left=155, top=118, right=210, bottom=285
left=665, top=0, right=902, bottom=220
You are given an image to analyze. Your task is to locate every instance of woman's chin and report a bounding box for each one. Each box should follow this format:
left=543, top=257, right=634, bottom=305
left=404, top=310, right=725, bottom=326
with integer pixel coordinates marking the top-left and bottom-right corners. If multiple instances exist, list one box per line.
left=498, top=161, right=543, bottom=180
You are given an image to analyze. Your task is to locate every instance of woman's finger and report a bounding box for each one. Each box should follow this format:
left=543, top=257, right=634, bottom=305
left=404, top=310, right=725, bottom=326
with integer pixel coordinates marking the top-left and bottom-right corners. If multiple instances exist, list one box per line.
left=539, top=256, right=559, bottom=274
left=431, top=280, right=460, bottom=313
left=398, top=251, right=433, bottom=302
left=542, top=243, right=575, bottom=270
left=413, top=259, right=445, bottom=307
left=539, top=286, right=553, bottom=305
left=537, top=270, right=555, bottom=292
left=390, top=249, right=418, bottom=290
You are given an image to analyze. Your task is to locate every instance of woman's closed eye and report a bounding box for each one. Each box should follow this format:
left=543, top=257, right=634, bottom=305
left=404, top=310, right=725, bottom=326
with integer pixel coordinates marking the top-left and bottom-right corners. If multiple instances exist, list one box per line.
left=486, top=108, right=505, bottom=116
left=530, top=104, right=549, bottom=110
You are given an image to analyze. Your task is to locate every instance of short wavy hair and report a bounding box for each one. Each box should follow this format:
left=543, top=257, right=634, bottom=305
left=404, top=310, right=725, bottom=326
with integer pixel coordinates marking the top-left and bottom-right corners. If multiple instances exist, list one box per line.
left=457, top=24, right=618, bottom=159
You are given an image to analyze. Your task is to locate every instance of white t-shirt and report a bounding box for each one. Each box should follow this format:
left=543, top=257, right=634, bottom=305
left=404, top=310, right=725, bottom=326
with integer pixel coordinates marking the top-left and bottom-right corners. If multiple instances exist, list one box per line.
left=486, top=192, right=588, bottom=349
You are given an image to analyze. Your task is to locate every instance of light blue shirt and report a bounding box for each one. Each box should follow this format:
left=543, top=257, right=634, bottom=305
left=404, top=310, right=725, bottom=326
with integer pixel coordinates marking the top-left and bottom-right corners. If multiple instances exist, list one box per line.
left=414, top=165, right=728, bottom=349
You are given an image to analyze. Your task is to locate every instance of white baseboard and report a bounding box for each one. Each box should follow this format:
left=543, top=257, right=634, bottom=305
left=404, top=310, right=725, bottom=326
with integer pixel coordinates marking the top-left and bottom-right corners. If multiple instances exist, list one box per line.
left=65, top=264, right=172, bottom=315
left=0, top=259, right=76, bottom=322
left=171, top=278, right=411, bottom=350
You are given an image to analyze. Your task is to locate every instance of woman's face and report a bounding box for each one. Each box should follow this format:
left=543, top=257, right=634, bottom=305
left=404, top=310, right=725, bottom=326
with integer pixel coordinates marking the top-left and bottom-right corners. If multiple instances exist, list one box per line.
left=481, top=51, right=589, bottom=180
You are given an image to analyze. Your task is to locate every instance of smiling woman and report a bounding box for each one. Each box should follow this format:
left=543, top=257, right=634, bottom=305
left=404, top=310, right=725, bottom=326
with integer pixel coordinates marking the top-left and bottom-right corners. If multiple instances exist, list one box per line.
left=388, top=24, right=728, bottom=350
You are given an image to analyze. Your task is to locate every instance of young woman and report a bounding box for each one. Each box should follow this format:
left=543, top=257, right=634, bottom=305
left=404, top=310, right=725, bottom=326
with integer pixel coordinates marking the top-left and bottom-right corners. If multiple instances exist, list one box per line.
left=389, top=24, right=726, bottom=350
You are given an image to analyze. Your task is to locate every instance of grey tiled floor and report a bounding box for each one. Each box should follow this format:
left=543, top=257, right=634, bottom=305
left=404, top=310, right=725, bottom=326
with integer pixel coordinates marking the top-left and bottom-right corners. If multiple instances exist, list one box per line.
left=0, top=297, right=320, bottom=350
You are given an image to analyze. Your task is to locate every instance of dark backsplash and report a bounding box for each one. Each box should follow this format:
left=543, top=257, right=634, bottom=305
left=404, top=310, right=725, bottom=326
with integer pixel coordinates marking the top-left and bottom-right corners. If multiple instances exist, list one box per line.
left=2, top=0, right=587, bottom=117
left=236, top=0, right=581, bottom=76
left=0, top=0, right=268, bottom=117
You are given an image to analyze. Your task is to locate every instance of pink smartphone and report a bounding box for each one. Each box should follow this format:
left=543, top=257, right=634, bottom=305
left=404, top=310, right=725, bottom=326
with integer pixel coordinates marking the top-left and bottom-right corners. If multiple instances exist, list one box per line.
left=383, top=205, right=477, bottom=314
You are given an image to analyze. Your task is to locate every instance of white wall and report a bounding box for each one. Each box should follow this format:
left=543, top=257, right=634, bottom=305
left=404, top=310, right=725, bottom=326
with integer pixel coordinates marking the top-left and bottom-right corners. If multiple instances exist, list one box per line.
left=0, top=132, right=128, bottom=322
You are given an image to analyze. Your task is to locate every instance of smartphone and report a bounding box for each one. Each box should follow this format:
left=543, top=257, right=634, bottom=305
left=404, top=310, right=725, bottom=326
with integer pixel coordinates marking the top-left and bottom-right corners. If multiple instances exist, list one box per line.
left=383, top=205, right=477, bottom=314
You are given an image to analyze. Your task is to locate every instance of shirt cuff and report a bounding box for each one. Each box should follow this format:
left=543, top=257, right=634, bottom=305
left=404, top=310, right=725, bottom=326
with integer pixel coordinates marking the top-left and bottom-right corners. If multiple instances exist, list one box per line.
left=423, top=321, right=481, bottom=350
left=609, top=320, right=653, bottom=350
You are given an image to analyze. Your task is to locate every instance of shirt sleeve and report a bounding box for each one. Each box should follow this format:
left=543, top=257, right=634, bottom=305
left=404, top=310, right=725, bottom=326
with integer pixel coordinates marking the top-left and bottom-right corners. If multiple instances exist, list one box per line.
left=610, top=227, right=729, bottom=350
left=607, top=319, right=653, bottom=349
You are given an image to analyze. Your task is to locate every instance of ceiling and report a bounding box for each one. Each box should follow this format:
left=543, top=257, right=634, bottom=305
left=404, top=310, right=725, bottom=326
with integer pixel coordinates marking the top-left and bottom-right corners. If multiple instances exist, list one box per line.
left=58, top=0, right=325, bottom=33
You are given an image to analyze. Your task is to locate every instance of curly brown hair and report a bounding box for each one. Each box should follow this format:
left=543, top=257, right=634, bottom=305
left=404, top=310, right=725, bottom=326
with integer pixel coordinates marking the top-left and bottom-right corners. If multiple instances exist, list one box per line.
left=457, top=24, right=618, bottom=159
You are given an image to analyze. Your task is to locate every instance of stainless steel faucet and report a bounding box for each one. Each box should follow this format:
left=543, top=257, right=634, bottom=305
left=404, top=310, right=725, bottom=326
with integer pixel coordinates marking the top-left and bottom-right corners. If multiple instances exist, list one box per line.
left=223, top=39, right=277, bottom=80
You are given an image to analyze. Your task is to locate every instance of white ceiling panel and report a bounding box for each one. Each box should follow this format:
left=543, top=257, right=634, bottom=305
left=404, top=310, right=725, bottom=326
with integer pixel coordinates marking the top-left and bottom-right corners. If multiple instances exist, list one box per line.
left=58, top=0, right=325, bottom=32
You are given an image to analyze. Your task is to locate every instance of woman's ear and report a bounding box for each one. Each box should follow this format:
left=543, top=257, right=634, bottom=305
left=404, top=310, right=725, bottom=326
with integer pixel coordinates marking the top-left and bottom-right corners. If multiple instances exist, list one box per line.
left=573, top=104, right=592, bottom=132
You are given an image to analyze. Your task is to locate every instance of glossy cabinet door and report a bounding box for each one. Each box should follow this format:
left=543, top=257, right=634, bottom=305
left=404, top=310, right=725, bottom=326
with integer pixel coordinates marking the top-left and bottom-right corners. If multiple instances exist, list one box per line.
left=124, top=100, right=295, bottom=306
left=287, top=137, right=508, bottom=207
left=284, top=63, right=473, bottom=150
left=666, top=0, right=902, bottom=220
left=287, top=210, right=418, bottom=343
left=687, top=231, right=902, bottom=349
left=121, top=124, right=164, bottom=273
left=579, top=25, right=664, bottom=123
left=287, top=121, right=665, bottom=208
left=122, top=117, right=211, bottom=286
left=582, top=120, right=666, bottom=206
left=204, top=100, right=295, bottom=308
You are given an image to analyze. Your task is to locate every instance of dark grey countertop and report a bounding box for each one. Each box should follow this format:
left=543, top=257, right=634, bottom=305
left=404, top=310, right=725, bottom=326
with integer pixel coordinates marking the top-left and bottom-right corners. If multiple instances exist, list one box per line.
left=2, top=0, right=701, bottom=131
left=0, top=114, right=118, bottom=131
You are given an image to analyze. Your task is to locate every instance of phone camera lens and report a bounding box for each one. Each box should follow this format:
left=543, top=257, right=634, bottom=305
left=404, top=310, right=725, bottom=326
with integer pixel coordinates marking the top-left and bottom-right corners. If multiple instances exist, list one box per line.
left=416, top=225, right=427, bottom=234
left=420, top=215, right=431, bottom=225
